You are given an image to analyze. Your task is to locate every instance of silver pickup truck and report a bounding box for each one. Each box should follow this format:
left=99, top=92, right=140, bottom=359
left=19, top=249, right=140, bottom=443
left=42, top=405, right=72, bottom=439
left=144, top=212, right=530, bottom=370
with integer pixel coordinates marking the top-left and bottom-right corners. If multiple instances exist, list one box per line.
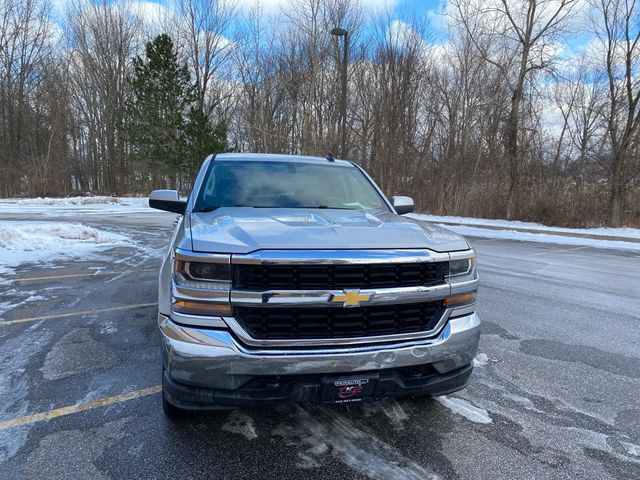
left=149, top=153, right=480, bottom=418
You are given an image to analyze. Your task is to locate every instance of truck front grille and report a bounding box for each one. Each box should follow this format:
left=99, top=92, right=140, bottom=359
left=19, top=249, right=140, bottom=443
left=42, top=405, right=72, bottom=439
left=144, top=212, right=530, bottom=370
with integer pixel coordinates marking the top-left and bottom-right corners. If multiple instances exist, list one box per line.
left=234, top=262, right=448, bottom=290
left=234, top=301, right=445, bottom=340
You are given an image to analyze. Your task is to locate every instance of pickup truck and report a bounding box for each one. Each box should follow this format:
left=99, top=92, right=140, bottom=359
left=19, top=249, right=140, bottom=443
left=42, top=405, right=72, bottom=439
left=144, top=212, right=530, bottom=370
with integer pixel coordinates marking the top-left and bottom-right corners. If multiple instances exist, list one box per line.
left=149, top=153, right=480, bottom=418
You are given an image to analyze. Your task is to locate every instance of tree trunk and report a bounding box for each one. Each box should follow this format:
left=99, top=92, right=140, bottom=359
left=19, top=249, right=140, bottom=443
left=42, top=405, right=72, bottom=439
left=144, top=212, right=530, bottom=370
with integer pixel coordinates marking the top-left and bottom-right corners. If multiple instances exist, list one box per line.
left=505, top=80, right=525, bottom=220
left=608, top=150, right=625, bottom=227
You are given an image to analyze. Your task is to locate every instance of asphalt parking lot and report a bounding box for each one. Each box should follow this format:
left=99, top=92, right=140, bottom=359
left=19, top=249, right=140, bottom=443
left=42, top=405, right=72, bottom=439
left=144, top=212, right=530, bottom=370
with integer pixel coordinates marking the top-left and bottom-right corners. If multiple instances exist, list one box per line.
left=1, top=210, right=639, bottom=480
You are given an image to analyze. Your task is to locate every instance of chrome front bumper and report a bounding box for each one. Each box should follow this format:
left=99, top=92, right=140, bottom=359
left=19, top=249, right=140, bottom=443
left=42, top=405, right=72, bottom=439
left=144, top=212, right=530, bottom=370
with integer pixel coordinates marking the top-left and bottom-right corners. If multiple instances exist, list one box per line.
left=159, top=312, right=481, bottom=391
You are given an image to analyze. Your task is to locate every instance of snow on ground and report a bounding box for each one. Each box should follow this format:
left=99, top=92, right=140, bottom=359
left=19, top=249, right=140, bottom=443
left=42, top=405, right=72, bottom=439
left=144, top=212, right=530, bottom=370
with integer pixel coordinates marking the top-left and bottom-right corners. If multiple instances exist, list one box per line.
left=621, top=441, right=640, bottom=457
left=436, top=396, right=493, bottom=424
left=273, top=405, right=440, bottom=479
left=473, top=353, right=489, bottom=367
left=0, top=196, right=151, bottom=215
left=0, top=221, right=132, bottom=269
left=436, top=224, right=640, bottom=252
left=222, top=411, right=258, bottom=440
left=2, top=197, right=640, bottom=251
left=0, top=292, right=45, bottom=317
left=409, top=214, right=640, bottom=252
left=409, top=213, right=640, bottom=240
left=13, top=196, right=148, bottom=207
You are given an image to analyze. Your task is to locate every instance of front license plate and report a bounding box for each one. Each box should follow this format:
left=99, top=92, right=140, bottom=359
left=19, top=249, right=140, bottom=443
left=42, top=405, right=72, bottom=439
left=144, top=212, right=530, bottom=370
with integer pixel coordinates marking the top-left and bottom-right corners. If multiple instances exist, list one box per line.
left=322, top=375, right=378, bottom=404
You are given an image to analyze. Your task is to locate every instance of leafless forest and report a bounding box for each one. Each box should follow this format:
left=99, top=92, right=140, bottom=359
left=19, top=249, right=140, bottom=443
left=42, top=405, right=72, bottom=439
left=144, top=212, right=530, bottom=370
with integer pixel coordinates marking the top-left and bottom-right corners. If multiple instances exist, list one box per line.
left=1, top=0, right=639, bottom=226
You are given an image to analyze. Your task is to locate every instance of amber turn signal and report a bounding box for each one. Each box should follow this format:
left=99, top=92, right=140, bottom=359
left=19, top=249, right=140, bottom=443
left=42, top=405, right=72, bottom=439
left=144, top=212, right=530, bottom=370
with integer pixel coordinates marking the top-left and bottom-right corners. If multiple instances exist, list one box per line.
left=443, top=292, right=477, bottom=306
left=172, top=300, right=232, bottom=316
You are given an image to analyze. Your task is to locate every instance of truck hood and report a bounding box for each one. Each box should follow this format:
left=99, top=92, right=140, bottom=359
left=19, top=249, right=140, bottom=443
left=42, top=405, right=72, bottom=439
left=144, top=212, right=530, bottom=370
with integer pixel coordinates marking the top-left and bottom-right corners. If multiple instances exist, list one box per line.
left=188, top=208, right=469, bottom=254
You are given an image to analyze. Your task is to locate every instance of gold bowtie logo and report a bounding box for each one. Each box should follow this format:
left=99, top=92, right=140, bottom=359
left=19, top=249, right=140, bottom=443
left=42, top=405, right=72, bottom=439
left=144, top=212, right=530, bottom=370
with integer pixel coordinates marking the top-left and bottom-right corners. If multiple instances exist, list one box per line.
left=331, top=290, right=372, bottom=307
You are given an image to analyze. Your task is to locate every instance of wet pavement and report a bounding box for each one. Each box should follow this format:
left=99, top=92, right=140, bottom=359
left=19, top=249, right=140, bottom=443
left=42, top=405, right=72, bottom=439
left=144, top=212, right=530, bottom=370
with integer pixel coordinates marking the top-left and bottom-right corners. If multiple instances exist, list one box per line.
left=1, top=210, right=639, bottom=479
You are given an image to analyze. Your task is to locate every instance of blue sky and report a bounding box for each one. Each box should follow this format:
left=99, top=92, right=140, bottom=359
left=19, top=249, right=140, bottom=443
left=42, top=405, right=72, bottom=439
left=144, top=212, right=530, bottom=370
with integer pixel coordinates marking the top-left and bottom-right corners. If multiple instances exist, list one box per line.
left=121, top=0, right=448, bottom=36
left=57, top=0, right=593, bottom=63
left=397, top=0, right=442, bottom=16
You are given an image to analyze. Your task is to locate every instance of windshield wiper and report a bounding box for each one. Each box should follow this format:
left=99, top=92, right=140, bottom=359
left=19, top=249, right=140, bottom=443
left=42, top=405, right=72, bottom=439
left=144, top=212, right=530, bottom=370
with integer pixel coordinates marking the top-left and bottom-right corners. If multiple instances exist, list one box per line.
left=198, top=205, right=358, bottom=210
left=247, top=205, right=358, bottom=210
left=314, top=205, right=356, bottom=210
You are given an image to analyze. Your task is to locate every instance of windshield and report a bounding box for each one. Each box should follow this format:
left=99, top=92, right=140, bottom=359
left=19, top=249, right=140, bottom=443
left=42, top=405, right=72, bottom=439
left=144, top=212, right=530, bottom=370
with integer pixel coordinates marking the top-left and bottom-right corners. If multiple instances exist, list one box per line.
left=194, top=161, right=387, bottom=211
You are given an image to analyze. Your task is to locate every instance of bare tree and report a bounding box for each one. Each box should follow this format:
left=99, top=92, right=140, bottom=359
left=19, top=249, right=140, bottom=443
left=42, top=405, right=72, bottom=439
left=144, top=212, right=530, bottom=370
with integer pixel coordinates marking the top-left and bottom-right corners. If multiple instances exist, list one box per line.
left=0, top=0, right=55, bottom=196
left=66, top=0, right=139, bottom=193
left=592, top=0, right=640, bottom=226
left=1, top=0, right=639, bottom=228
left=175, top=0, right=237, bottom=117
left=451, top=0, right=579, bottom=218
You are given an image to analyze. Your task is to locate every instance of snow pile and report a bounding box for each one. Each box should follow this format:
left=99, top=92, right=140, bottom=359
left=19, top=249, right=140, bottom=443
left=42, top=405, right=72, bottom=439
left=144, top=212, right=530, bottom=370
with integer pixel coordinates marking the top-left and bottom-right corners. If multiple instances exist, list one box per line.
left=0, top=196, right=151, bottom=215
left=473, top=353, right=489, bottom=367
left=0, top=221, right=131, bottom=267
left=14, top=196, right=147, bottom=206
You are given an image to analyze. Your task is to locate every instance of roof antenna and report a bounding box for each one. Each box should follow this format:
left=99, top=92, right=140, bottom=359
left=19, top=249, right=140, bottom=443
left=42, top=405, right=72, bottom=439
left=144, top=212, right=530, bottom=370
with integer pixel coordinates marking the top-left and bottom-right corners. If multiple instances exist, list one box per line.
left=325, top=151, right=335, bottom=162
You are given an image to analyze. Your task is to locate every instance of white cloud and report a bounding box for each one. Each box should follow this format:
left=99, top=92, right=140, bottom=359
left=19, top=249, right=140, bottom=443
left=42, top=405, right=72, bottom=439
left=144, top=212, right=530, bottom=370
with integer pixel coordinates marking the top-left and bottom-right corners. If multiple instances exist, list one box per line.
left=238, top=0, right=398, bottom=16
left=425, top=2, right=447, bottom=36
left=128, top=1, right=170, bottom=24
left=388, top=19, right=423, bottom=45
left=444, top=0, right=593, bottom=36
left=425, top=41, right=455, bottom=64
left=360, top=0, right=400, bottom=12
left=236, top=0, right=285, bottom=15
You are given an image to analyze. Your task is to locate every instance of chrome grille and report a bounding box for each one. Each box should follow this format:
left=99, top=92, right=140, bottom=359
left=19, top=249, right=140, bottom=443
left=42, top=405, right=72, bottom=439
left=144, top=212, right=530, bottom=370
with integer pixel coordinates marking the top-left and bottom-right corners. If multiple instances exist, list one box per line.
left=233, top=262, right=448, bottom=290
left=233, top=301, right=445, bottom=340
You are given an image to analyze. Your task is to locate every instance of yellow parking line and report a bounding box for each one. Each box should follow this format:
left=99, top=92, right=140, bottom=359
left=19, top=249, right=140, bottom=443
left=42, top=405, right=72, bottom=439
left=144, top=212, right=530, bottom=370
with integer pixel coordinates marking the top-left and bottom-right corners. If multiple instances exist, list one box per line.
left=0, top=385, right=162, bottom=431
left=1, top=303, right=158, bottom=326
left=12, top=268, right=157, bottom=282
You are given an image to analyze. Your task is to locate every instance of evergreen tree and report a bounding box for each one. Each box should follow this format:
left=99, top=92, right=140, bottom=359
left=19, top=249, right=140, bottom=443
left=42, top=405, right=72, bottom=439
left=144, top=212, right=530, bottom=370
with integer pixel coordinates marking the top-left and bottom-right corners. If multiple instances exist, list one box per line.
left=127, top=34, right=193, bottom=189
left=184, top=107, right=228, bottom=183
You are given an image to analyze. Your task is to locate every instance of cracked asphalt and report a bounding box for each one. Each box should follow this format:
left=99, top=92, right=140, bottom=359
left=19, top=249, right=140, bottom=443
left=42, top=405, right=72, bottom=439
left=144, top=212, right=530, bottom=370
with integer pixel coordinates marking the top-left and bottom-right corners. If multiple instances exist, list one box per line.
left=1, top=209, right=639, bottom=479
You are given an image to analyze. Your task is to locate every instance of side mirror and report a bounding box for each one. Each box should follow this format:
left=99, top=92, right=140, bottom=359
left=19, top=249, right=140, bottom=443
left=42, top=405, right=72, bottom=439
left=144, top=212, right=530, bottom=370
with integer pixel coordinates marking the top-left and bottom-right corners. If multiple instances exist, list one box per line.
left=149, top=190, right=187, bottom=214
left=391, top=195, right=414, bottom=215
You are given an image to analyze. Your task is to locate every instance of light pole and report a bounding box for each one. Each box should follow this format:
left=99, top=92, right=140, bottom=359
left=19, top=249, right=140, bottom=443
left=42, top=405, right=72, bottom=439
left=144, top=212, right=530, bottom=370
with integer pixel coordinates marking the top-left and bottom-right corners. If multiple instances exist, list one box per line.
left=330, top=27, right=348, bottom=159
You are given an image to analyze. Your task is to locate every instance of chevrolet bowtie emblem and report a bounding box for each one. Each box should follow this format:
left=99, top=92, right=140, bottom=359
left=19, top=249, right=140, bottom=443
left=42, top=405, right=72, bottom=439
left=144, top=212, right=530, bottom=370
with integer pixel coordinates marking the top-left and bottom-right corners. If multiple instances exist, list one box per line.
left=331, top=289, right=373, bottom=307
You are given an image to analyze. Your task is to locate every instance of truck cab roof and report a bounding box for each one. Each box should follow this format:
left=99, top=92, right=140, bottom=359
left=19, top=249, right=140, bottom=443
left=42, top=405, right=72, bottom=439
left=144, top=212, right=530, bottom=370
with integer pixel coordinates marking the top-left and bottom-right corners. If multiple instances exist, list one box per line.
left=212, top=152, right=353, bottom=168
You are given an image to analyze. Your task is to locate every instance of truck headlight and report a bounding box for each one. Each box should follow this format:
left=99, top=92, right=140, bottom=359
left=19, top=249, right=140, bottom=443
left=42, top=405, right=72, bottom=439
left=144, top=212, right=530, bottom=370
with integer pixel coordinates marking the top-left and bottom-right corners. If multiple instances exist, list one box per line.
left=445, top=251, right=478, bottom=306
left=172, top=257, right=232, bottom=315
left=173, top=258, right=230, bottom=286
left=447, top=253, right=478, bottom=284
